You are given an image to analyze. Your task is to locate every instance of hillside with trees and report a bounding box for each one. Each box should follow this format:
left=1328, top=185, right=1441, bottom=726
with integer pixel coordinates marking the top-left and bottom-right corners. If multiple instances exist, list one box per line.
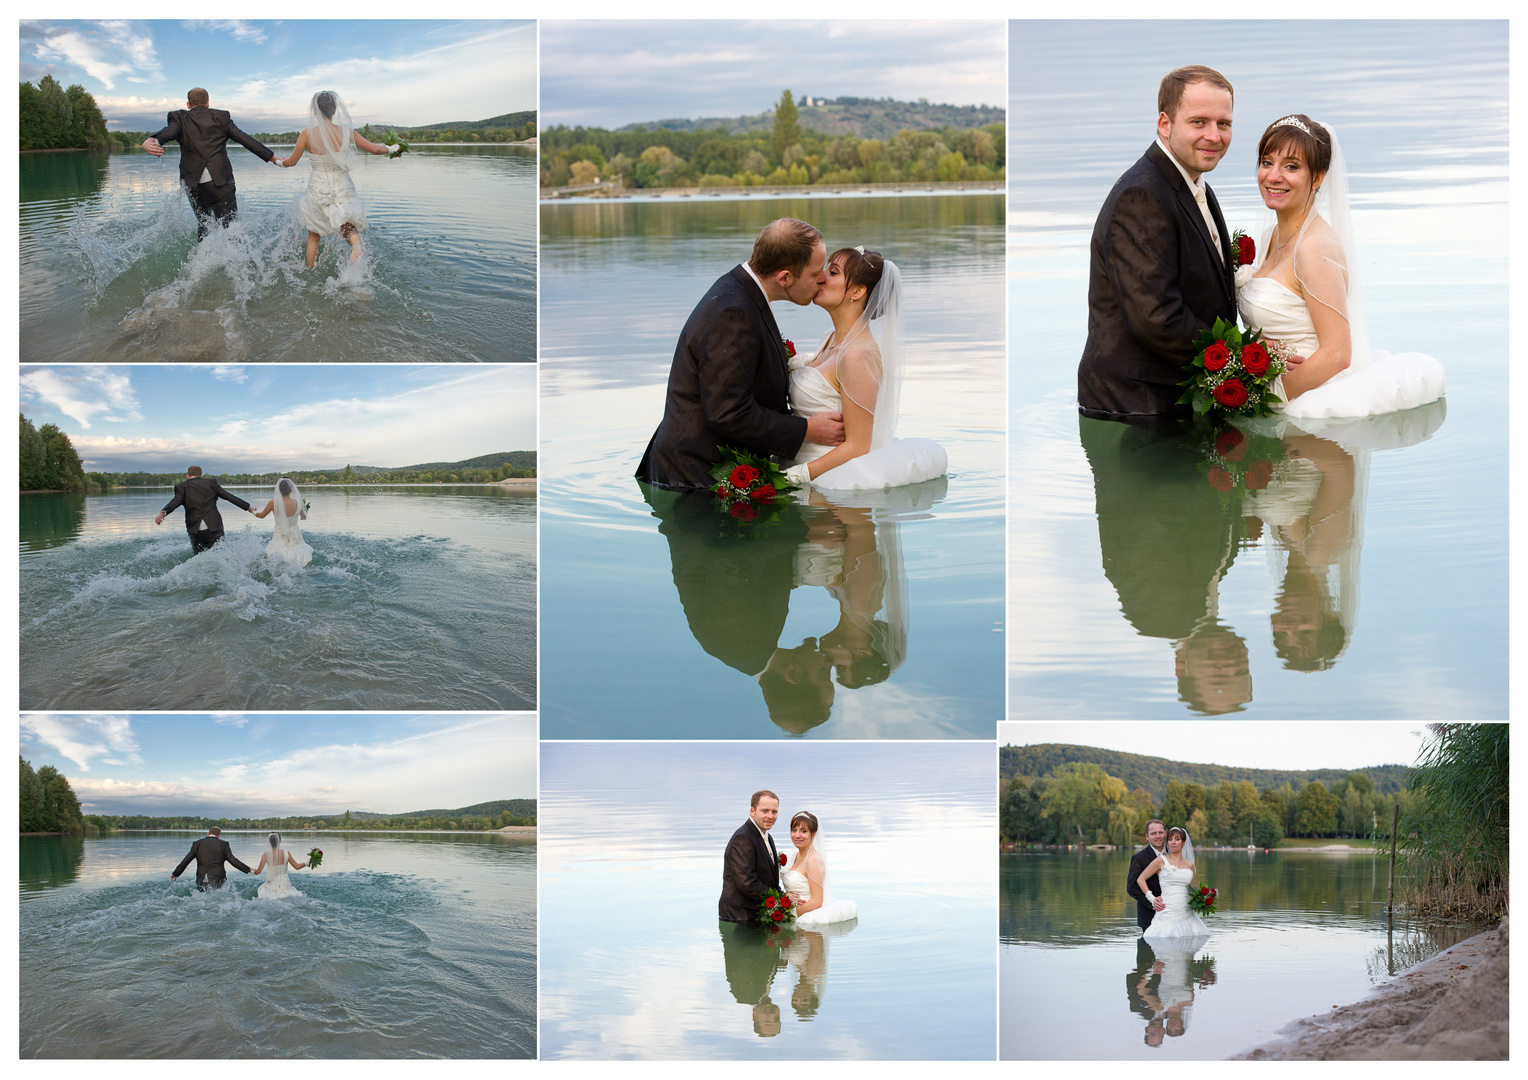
left=20, top=414, right=87, bottom=492
left=20, top=757, right=85, bottom=834
left=80, top=798, right=537, bottom=834
left=80, top=451, right=535, bottom=490
left=623, top=95, right=1004, bottom=140
left=542, top=89, right=1004, bottom=190
left=20, top=77, right=109, bottom=151
left=105, top=111, right=537, bottom=152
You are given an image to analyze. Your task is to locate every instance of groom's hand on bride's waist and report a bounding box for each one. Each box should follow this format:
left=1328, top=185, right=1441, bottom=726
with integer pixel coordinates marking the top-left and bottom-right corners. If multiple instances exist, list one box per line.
left=805, top=411, right=845, bottom=445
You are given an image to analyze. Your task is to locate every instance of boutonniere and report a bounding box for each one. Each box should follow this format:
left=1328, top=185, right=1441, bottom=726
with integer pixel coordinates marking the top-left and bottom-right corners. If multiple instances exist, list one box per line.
left=778, top=853, right=787, bottom=866
left=781, top=335, right=796, bottom=359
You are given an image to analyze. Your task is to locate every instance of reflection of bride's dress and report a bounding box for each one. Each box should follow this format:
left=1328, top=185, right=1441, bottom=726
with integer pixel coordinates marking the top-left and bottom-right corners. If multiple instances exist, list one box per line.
left=1142, top=863, right=1209, bottom=946
left=1238, top=277, right=1444, bottom=419
left=785, top=351, right=946, bottom=491
left=781, top=868, right=858, bottom=926
left=258, top=849, right=302, bottom=900
left=298, top=151, right=367, bottom=237
left=268, top=508, right=313, bottom=567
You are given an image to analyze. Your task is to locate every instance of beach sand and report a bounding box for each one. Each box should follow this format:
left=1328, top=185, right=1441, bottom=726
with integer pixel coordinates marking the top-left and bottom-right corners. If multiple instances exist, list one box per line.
left=1233, top=916, right=1508, bottom=1060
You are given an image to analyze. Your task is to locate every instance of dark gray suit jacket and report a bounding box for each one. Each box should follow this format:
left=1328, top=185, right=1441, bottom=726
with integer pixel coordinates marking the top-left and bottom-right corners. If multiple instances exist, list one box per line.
left=1126, top=844, right=1164, bottom=930
left=150, top=107, right=275, bottom=190
left=1078, top=142, right=1236, bottom=417
left=161, top=476, right=251, bottom=535
left=637, top=267, right=809, bottom=490
left=719, top=819, right=781, bottom=923
left=173, top=835, right=252, bottom=888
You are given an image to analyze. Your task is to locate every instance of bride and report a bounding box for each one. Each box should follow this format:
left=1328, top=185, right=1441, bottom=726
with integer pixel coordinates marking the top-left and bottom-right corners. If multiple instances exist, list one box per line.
left=781, top=811, right=858, bottom=926
left=782, top=247, right=947, bottom=491
left=1138, top=827, right=1210, bottom=946
left=277, top=90, right=401, bottom=267
left=253, top=832, right=308, bottom=900
left=1238, top=115, right=1445, bottom=419
left=253, top=477, right=313, bottom=566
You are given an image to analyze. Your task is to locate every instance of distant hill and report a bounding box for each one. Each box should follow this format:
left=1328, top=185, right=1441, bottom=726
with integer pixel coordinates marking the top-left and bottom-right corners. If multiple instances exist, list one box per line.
left=367, top=799, right=535, bottom=819
left=621, top=96, right=1003, bottom=141
left=409, top=111, right=536, bottom=132
left=389, top=451, right=535, bottom=472
left=1000, top=744, right=1409, bottom=797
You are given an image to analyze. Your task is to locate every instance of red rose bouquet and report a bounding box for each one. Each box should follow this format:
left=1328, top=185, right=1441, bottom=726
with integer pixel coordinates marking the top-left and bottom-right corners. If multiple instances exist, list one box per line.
left=1195, top=425, right=1288, bottom=503
left=711, top=445, right=800, bottom=522
left=755, top=888, right=797, bottom=927
left=1186, top=883, right=1219, bottom=916
left=1178, top=317, right=1286, bottom=419
left=307, top=848, right=324, bottom=869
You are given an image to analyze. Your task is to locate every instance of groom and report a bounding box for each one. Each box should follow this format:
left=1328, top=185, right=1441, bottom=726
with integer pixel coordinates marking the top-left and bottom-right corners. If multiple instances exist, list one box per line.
left=171, top=826, right=253, bottom=891
left=154, top=465, right=255, bottom=553
left=1077, top=66, right=1239, bottom=419
left=142, top=87, right=281, bottom=240
left=1127, top=819, right=1168, bottom=929
left=637, top=218, right=845, bottom=490
left=719, top=789, right=783, bottom=923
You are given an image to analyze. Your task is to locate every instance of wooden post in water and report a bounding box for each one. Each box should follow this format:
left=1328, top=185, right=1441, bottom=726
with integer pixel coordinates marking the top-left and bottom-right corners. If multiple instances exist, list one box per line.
left=1387, top=803, right=1400, bottom=915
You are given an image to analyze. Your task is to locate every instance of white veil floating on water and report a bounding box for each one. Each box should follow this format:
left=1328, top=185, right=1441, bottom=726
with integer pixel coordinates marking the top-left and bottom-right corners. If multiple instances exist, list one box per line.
left=308, top=90, right=358, bottom=159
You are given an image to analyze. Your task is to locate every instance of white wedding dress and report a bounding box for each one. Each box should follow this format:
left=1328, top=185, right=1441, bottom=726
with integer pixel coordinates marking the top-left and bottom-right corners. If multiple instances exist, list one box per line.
left=1238, top=277, right=1445, bottom=419
left=1142, top=862, right=1209, bottom=947
left=267, top=478, right=313, bottom=567
left=781, top=867, right=858, bottom=926
left=258, top=848, right=303, bottom=900
left=298, top=149, right=367, bottom=238
left=785, top=350, right=946, bottom=490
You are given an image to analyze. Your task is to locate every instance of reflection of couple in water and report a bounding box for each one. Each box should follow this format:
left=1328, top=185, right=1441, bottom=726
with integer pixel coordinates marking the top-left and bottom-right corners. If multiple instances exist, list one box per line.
left=1080, top=401, right=1444, bottom=713
left=643, top=479, right=942, bottom=734
left=1127, top=937, right=1218, bottom=1046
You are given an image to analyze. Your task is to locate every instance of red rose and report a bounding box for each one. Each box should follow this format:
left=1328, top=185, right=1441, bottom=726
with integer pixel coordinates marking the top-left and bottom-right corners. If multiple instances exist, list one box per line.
left=751, top=484, right=776, bottom=504
left=1246, top=461, right=1273, bottom=489
left=783, top=338, right=796, bottom=359
left=779, top=853, right=787, bottom=866
left=1213, top=379, right=1249, bottom=409
left=771, top=910, right=784, bottom=922
left=716, top=483, right=729, bottom=499
left=781, top=895, right=793, bottom=908
left=1203, top=341, right=1231, bottom=372
left=1207, top=467, right=1234, bottom=492
left=765, top=895, right=777, bottom=908
left=1235, top=234, right=1256, bottom=266
left=729, top=464, right=760, bottom=489
left=729, top=502, right=758, bottom=521
left=1241, top=341, right=1271, bottom=377
left=1214, top=428, right=1247, bottom=461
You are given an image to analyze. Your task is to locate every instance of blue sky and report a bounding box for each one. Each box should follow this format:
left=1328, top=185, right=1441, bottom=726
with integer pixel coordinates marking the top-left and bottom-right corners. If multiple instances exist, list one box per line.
left=541, top=20, right=1006, bottom=129
left=998, top=722, right=1429, bottom=772
left=20, top=714, right=538, bottom=815
left=18, top=364, right=536, bottom=473
left=19, top=19, right=536, bottom=132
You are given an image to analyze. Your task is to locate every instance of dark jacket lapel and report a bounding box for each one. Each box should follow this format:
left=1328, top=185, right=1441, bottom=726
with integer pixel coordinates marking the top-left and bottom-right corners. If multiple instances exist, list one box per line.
left=731, top=265, right=787, bottom=372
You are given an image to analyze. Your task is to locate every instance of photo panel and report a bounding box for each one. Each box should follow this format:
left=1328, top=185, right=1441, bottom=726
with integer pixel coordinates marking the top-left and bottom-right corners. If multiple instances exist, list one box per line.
left=1006, top=21, right=1507, bottom=719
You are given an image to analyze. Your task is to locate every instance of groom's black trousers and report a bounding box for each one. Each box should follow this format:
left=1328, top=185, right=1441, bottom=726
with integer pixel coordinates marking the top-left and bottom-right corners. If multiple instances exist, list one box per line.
left=188, top=528, right=224, bottom=554
left=186, top=180, right=238, bottom=241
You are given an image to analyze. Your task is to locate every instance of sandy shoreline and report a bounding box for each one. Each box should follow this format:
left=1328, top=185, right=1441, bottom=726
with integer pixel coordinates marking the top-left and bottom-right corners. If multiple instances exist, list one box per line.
left=1232, top=917, right=1508, bottom=1060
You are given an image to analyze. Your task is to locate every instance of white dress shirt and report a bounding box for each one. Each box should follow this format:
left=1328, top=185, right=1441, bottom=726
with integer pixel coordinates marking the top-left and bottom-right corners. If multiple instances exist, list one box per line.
left=1157, top=137, right=1223, bottom=259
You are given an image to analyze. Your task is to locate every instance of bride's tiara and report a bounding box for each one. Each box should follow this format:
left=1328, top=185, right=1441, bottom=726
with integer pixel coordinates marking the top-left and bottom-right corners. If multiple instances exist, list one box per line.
left=1273, top=115, right=1313, bottom=135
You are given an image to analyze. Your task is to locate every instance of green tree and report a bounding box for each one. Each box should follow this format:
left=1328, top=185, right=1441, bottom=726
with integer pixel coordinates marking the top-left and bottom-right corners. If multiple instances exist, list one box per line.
left=20, top=414, right=47, bottom=490
left=1295, top=780, right=1340, bottom=837
left=1038, top=762, right=1128, bottom=843
left=772, top=89, right=800, bottom=166
left=20, top=757, right=45, bottom=832
left=33, top=764, right=84, bottom=834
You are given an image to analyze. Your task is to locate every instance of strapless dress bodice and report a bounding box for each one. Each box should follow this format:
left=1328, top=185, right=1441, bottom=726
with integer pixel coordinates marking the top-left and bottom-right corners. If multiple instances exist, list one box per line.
left=1238, top=276, right=1319, bottom=358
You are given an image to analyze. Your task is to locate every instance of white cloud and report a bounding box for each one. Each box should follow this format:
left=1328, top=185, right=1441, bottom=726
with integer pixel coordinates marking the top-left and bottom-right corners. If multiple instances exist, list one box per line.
left=211, top=713, right=249, bottom=727
left=19, top=367, right=141, bottom=429
left=208, top=366, right=249, bottom=384
left=20, top=715, right=142, bottom=772
left=22, top=20, right=161, bottom=91
left=185, top=20, right=267, bottom=45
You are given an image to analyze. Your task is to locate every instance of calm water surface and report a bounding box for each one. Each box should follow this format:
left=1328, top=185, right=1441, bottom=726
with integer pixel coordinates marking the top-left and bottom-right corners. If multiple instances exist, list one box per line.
left=1000, top=849, right=1481, bottom=1059
left=540, top=195, right=1005, bottom=738
left=20, top=146, right=535, bottom=362
left=1008, top=22, right=1507, bottom=718
left=20, top=832, right=535, bottom=1058
left=19, top=487, right=536, bottom=709
left=540, top=742, right=995, bottom=1059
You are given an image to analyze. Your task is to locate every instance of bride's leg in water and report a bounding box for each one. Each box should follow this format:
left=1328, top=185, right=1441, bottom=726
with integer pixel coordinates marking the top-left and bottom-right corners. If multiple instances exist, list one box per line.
left=305, top=231, right=320, bottom=269
left=342, top=222, right=362, bottom=263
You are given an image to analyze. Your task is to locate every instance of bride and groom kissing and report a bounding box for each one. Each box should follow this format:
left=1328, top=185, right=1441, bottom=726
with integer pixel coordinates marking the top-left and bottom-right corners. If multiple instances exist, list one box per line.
left=637, top=217, right=945, bottom=495
left=1077, top=64, right=1443, bottom=424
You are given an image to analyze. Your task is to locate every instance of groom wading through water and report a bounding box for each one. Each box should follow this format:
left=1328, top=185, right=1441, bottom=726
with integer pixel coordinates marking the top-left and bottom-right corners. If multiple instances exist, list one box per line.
left=637, top=218, right=845, bottom=490
left=1127, top=819, right=1169, bottom=929
left=142, top=87, right=281, bottom=241
left=155, top=465, right=254, bottom=553
left=1077, top=66, right=1242, bottom=419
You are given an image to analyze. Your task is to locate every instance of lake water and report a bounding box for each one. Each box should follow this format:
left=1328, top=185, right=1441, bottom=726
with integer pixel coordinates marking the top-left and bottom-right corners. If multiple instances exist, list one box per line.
left=20, top=145, right=536, bottom=362
left=539, top=194, right=1006, bottom=738
left=1000, top=849, right=1481, bottom=1059
left=18, top=487, right=536, bottom=710
left=19, top=832, right=536, bottom=1058
left=539, top=741, right=995, bottom=1059
left=1007, top=22, right=1508, bottom=718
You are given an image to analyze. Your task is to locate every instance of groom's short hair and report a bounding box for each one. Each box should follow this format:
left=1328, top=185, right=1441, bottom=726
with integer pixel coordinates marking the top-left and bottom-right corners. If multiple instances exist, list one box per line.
left=187, top=466, right=204, bottom=477
left=208, top=826, right=221, bottom=836
left=187, top=87, right=209, bottom=107
left=1158, top=66, right=1233, bottom=119
left=749, top=218, right=823, bottom=278
left=1145, top=819, right=1165, bottom=833
left=750, top=789, right=778, bottom=809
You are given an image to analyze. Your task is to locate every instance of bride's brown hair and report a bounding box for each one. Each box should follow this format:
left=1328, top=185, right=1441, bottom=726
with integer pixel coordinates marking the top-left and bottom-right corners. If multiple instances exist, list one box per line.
left=790, top=811, right=819, bottom=834
left=828, top=247, right=885, bottom=303
left=1257, top=114, right=1332, bottom=186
